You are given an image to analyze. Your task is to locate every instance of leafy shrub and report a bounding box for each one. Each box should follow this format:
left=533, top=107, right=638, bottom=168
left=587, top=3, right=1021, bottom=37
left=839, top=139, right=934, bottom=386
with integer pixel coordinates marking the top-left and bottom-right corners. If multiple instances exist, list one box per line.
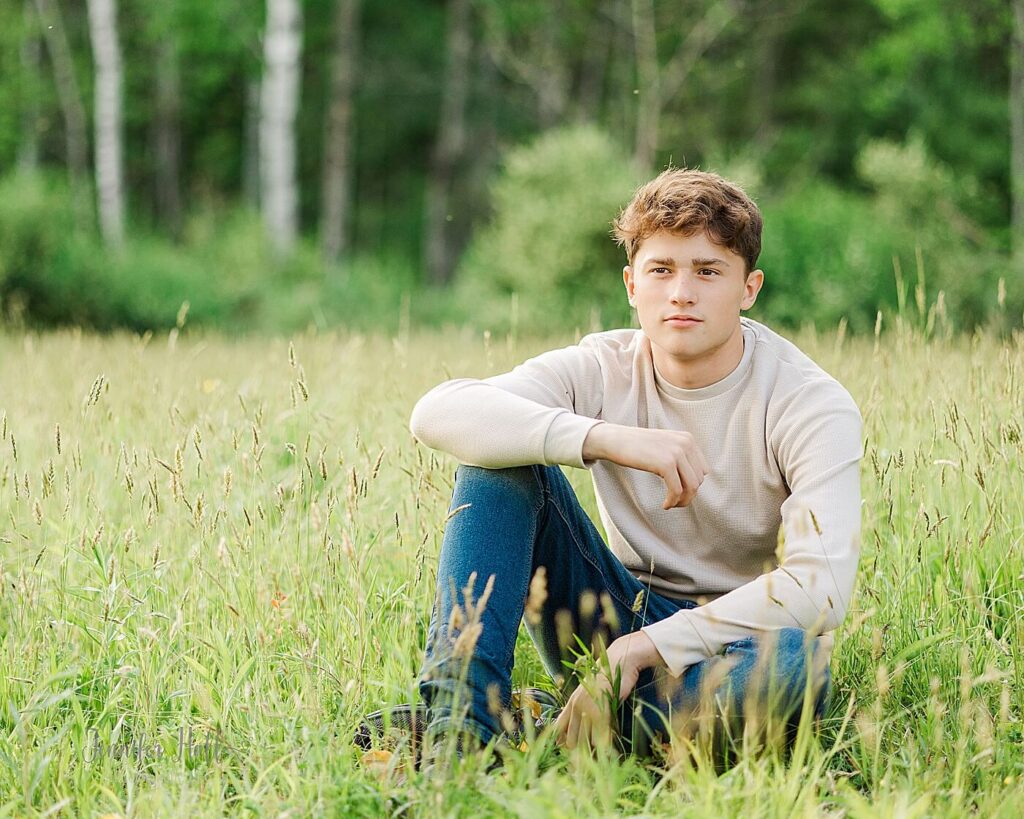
left=454, top=125, right=643, bottom=335
left=756, top=178, right=897, bottom=333
left=0, top=173, right=257, bottom=330
left=751, top=137, right=1021, bottom=334
left=0, top=173, right=456, bottom=335
left=855, top=136, right=1014, bottom=331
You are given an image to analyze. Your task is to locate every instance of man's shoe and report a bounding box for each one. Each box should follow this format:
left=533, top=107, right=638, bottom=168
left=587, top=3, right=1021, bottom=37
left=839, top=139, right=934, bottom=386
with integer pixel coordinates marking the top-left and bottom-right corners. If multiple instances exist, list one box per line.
left=354, top=687, right=562, bottom=767
left=353, top=702, right=429, bottom=756
left=508, top=687, right=562, bottom=747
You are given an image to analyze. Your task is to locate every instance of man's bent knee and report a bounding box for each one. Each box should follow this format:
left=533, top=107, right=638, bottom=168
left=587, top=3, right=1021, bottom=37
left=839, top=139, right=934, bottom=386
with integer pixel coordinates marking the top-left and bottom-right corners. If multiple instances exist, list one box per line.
left=455, top=464, right=543, bottom=499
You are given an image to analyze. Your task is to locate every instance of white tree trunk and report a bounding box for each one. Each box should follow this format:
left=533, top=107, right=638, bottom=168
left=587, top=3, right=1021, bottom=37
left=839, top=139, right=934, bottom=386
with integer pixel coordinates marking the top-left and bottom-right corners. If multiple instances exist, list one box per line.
left=1012, top=0, right=1024, bottom=267
left=86, top=0, right=125, bottom=248
left=260, top=0, right=303, bottom=256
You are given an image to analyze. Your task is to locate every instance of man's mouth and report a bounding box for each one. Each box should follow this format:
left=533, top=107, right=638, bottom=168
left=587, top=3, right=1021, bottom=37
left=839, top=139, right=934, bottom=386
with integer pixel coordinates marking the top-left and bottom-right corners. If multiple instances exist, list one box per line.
left=665, top=316, right=703, bottom=327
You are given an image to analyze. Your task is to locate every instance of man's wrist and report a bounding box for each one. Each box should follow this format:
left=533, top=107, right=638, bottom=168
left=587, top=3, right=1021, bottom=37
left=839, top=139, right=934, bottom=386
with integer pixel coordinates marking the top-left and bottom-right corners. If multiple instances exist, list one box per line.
left=614, top=630, right=665, bottom=671
left=582, top=422, right=614, bottom=462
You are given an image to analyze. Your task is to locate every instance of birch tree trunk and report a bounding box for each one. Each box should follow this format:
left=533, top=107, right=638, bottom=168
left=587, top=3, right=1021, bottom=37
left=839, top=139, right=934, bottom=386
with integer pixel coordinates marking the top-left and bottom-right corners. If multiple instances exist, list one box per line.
left=260, top=0, right=303, bottom=257
left=1012, top=0, right=1024, bottom=267
left=33, top=0, right=89, bottom=213
left=320, top=0, right=361, bottom=265
left=86, top=0, right=125, bottom=248
left=19, top=0, right=41, bottom=172
left=423, top=0, right=471, bottom=286
left=154, top=38, right=183, bottom=240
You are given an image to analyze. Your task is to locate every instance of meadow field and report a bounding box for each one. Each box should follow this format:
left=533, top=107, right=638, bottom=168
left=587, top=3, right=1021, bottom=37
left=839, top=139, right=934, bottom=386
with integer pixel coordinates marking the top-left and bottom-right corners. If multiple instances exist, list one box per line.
left=0, top=316, right=1022, bottom=817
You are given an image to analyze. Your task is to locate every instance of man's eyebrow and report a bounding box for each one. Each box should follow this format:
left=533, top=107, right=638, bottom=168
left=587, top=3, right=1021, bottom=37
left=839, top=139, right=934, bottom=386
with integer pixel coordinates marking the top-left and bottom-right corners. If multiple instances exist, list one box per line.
left=643, top=256, right=731, bottom=268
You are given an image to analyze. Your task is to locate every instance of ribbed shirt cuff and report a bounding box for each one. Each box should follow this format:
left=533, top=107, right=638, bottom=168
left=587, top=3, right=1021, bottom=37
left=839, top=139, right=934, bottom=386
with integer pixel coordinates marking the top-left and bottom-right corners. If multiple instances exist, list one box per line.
left=642, top=613, right=839, bottom=678
left=640, top=611, right=710, bottom=678
left=543, top=413, right=605, bottom=469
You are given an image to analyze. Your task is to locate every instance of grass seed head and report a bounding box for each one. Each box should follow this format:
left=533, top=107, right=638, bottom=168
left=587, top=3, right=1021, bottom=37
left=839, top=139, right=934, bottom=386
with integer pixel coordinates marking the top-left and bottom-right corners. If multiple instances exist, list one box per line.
left=452, top=621, right=483, bottom=658
left=525, top=566, right=548, bottom=625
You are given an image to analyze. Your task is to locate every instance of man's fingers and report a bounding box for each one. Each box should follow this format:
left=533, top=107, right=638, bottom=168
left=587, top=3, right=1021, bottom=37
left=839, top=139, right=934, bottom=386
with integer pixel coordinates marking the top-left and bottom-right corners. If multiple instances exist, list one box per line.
left=577, top=712, right=592, bottom=750
left=665, top=458, right=701, bottom=508
left=564, top=707, right=582, bottom=750
left=553, top=706, right=572, bottom=747
left=555, top=685, right=616, bottom=753
left=661, top=466, right=683, bottom=509
left=678, top=458, right=701, bottom=502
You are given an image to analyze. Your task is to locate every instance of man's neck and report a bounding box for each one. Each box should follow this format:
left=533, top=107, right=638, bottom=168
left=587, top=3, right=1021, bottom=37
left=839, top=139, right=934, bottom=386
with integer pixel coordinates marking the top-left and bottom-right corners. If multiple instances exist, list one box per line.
left=651, top=322, right=746, bottom=390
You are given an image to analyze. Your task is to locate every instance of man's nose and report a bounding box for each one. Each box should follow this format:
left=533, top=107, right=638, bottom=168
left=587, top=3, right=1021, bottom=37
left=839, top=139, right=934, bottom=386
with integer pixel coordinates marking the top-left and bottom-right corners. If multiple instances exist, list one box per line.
left=670, top=276, right=697, bottom=303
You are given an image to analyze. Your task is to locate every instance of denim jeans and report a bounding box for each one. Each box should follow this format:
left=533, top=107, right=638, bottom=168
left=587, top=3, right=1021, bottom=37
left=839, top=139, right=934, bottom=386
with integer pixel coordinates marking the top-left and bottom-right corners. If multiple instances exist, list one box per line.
left=417, top=464, right=831, bottom=757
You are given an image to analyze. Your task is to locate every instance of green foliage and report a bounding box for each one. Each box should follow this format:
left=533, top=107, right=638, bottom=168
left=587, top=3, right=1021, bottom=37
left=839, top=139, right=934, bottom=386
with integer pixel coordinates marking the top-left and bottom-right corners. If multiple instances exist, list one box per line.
left=455, top=125, right=643, bottom=335
left=855, top=136, right=1017, bottom=330
left=0, top=173, right=254, bottom=330
left=750, top=137, right=1021, bottom=334
left=0, top=0, right=1019, bottom=335
left=0, top=172, right=462, bottom=335
left=755, top=178, right=895, bottom=333
left=0, top=172, right=89, bottom=325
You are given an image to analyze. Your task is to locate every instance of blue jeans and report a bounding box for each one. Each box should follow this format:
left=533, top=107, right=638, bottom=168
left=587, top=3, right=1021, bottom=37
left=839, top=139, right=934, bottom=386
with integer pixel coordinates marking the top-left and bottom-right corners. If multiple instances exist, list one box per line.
left=417, top=464, right=831, bottom=757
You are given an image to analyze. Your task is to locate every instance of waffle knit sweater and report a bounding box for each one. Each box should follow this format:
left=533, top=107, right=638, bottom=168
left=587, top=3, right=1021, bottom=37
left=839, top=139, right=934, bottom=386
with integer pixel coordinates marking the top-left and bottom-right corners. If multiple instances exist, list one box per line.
left=409, top=317, right=863, bottom=676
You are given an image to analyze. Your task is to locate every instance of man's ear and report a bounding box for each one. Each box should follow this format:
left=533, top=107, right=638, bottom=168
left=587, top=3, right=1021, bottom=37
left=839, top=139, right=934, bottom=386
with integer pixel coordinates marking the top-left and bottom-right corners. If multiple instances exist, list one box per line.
left=623, top=265, right=635, bottom=306
left=741, top=268, right=764, bottom=310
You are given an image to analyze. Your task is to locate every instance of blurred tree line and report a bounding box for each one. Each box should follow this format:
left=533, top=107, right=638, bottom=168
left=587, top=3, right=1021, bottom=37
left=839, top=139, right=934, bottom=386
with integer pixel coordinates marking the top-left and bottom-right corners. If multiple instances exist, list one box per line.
left=0, top=0, right=1021, bottom=335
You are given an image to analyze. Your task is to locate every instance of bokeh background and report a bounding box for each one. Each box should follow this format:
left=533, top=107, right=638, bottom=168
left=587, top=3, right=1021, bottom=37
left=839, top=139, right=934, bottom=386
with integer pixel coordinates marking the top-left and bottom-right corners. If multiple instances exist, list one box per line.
left=1, top=0, right=1022, bottom=337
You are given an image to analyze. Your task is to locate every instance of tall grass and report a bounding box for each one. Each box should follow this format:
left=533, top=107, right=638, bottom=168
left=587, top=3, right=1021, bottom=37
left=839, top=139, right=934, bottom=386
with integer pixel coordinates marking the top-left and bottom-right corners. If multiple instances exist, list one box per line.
left=0, top=304, right=1021, bottom=815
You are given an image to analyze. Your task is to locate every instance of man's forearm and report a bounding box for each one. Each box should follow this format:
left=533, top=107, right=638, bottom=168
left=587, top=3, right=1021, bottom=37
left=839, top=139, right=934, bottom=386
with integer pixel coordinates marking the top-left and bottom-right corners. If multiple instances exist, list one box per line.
left=410, top=379, right=602, bottom=468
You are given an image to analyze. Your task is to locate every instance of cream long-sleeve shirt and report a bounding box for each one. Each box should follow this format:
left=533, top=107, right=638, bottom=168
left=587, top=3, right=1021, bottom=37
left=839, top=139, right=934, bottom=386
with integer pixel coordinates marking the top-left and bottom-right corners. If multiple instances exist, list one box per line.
left=409, top=317, right=863, bottom=676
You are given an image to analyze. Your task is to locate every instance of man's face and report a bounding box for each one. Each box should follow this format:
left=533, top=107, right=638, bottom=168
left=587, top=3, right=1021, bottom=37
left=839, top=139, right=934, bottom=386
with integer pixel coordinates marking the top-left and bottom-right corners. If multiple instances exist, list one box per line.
left=622, top=229, right=764, bottom=366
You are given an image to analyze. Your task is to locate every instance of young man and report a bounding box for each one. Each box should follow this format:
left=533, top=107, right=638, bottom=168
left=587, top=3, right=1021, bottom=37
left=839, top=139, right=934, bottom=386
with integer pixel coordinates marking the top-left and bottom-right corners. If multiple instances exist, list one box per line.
left=404, top=168, right=863, bottom=760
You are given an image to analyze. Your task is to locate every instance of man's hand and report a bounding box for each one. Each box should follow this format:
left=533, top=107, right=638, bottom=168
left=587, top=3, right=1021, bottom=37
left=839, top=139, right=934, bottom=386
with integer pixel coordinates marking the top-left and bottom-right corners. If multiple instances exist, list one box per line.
left=553, top=630, right=664, bottom=751
left=583, top=423, right=710, bottom=509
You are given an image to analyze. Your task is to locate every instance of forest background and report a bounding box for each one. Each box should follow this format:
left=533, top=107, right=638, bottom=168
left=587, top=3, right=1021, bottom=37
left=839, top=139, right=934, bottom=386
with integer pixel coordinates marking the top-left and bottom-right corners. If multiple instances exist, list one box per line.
left=1, top=0, right=1023, bottom=338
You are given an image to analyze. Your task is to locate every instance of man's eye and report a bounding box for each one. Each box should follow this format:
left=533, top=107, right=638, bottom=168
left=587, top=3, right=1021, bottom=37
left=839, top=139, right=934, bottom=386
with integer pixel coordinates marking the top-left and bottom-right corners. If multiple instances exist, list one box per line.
left=698, top=268, right=719, bottom=276
left=654, top=267, right=671, bottom=274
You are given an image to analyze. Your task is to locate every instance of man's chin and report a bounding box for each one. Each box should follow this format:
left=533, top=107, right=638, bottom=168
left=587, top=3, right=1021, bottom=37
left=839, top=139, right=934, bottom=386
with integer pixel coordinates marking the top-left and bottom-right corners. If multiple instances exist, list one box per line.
left=654, top=331, right=708, bottom=353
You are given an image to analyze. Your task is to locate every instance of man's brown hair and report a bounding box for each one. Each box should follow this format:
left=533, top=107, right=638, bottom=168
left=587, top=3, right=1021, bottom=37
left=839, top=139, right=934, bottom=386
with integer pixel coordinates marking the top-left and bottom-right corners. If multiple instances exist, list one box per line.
left=612, top=167, right=763, bottom=274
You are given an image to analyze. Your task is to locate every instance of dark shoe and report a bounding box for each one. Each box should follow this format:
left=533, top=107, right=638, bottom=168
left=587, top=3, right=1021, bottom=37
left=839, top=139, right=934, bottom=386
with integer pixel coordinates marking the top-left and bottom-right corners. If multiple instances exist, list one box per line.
left=354, top=687, right=562, bottom=768
left=506, top=686, right=563, bottom=747
left=353, top=702, right=429, bottom=756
